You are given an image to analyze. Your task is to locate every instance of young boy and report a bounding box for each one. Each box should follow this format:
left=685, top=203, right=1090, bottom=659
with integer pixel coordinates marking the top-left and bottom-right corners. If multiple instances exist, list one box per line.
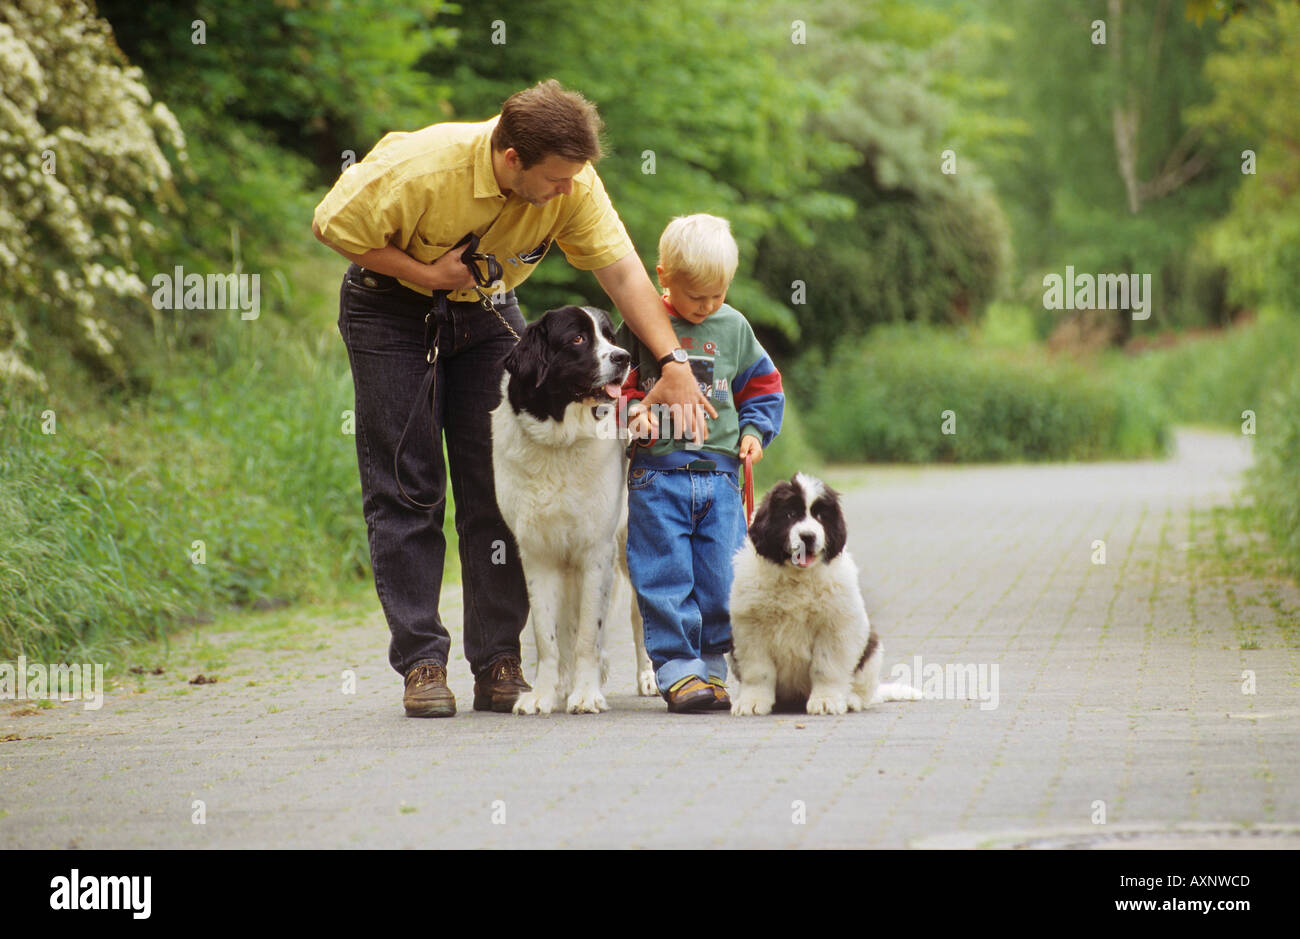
left=616, top=214, right=785, bottom=713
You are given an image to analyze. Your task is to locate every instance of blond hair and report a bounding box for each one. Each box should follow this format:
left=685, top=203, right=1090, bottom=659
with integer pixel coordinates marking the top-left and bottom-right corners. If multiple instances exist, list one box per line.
left=657, top=214, right=739, bottom=287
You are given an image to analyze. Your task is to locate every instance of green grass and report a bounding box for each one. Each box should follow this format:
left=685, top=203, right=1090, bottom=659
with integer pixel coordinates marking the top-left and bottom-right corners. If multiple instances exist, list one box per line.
left=1247, top=365, right=1300, bottom=580
left=1100, top=313, right=1300, bottom=579
left=0, top=253, right=461, bottom=663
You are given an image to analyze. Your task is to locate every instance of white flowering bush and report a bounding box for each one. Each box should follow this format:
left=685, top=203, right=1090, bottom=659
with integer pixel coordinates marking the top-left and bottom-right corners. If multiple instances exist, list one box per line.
left=0, top=0, right=184, bottom=389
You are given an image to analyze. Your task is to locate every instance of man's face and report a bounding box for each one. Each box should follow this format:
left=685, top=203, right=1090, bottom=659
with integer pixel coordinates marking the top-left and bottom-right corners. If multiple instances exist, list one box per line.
left=506, top=152, right=587, bottom=206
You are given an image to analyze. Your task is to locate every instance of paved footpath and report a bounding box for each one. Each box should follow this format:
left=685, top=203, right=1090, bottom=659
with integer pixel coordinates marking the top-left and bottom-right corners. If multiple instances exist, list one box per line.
left=3, top=429, right=1298, bottom=849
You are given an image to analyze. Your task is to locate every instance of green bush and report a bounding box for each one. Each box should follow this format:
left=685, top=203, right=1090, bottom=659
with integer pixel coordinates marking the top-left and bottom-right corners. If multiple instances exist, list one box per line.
left=1247, top=367, right=1300, bottom=578
left=1103, top=317, right=1300, bottom=428
left=792, top=324, right=1168, bottom=463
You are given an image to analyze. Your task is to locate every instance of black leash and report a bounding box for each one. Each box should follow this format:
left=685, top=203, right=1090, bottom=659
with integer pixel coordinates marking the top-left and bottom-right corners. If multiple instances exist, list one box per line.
left=393, top=233, right=520, bottom=509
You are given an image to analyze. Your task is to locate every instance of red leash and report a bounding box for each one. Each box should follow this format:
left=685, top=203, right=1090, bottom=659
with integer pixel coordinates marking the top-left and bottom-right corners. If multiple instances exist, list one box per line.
left=742, top=452, right=755, bottom=528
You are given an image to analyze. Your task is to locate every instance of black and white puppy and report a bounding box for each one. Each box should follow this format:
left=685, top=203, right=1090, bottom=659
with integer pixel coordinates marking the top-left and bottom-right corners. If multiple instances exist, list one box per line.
left=729, top=472, right=920, bottom=715
left=490, top=305, right=653, bottom=714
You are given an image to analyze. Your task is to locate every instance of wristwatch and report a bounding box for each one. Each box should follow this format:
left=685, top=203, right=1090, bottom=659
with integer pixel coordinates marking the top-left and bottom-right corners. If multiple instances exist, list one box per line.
left=657, top=348, right=689, bottom=368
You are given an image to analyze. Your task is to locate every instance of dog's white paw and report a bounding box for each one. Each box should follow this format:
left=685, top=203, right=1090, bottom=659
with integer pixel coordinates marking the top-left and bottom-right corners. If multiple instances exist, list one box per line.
left=846, top=692, right=866, bottom=712
left=807, top=692, right=848, bottom=715
left=566, top=686, right=609, bottom=714
left=637, top=669, right=657, bottom=697
left=512, top=690, right=556, bottom=715
left=731, top=691, right=774, bottom=716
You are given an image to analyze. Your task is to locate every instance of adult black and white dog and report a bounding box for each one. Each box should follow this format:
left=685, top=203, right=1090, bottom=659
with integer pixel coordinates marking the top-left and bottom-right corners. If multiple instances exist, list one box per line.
left=729, top=473, right=921, bottom=716
left=490, top=304, right=654, bottom=714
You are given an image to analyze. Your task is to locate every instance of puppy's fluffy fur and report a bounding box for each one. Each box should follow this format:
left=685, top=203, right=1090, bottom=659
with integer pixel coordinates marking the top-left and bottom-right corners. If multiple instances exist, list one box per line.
left=730, top=473, right=920, bottom=715
left=490, top=305, right=654, bottom=714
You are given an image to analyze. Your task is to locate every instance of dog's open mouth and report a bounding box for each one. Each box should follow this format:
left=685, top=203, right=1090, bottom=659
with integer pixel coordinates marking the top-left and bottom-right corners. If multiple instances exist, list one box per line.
left=791, top=553, right=817, bottom=569
left=584, top=369, right=628, bottom=403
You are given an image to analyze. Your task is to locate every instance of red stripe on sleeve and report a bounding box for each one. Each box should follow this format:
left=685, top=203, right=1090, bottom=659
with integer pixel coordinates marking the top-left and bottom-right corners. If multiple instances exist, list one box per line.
left=734, top=369, right=783, bottom=406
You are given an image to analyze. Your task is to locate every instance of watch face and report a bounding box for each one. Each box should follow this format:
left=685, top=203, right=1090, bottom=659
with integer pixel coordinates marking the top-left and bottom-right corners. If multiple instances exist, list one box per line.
left=672, top=349, right=688, bottom=364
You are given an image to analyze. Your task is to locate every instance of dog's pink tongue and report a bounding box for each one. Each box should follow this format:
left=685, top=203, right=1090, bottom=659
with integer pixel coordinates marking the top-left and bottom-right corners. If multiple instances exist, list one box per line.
left=603, top=382, right=622, bottom=399
left=795, top=555, right=815, bottom=568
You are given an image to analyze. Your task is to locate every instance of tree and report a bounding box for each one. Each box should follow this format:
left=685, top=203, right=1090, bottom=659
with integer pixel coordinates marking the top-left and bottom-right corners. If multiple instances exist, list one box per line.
left=0, top=0, right=184, bottom=390
left=752, top=0, right=1011, bottom=355
left=961, top=0, right=1240, bottom=335
left=1188, top=1, right=1300, bottom=313
left=415, top=0, right=859, bottom=335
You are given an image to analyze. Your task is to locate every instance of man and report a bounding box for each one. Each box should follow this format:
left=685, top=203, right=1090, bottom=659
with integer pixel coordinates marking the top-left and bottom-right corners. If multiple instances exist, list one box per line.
left=312, top=80, right=715, bottom=717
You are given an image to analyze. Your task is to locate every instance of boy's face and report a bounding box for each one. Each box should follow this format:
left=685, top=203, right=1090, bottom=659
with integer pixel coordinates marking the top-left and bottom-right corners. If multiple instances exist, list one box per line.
left=658, top=267, right=729, bottom=325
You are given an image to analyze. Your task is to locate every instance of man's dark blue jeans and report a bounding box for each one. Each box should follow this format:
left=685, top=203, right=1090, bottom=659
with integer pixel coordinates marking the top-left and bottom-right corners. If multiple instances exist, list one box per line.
left=337, top=262, right=529, bottom=678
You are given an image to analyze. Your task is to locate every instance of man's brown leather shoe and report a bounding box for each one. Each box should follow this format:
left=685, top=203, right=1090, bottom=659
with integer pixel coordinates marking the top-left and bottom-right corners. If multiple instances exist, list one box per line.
left=474, top=655, right=531, bottom=712
left=404, top=663, right=455, bottom=718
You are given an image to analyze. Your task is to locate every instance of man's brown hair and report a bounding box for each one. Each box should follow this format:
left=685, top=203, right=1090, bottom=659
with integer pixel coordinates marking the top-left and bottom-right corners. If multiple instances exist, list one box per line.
left=492, top=79, right=604, bottom=168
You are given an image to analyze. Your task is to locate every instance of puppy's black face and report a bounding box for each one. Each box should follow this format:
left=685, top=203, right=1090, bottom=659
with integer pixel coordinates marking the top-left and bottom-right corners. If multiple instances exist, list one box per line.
left=748, top=472, right=847, bottom=569
left=503, top=305, right=630, bottom=422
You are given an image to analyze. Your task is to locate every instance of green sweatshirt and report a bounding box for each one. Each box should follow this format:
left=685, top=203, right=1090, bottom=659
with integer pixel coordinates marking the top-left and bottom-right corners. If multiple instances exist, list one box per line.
left=615, top=296, right=785, bottom=474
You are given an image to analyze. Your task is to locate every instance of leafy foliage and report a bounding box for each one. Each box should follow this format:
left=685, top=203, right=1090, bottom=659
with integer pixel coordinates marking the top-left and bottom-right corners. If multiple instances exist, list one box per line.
left=0, top=0, right=184, bottom=388
left=753, top=0, right=1011, bottom=355
left=97, top=0, right=455, bottom=176
left=955, top=0, right=1241, bottom=335
left=1188, top=1, right=1300, bottom=314
left=414, top=0, right=859, bottom=331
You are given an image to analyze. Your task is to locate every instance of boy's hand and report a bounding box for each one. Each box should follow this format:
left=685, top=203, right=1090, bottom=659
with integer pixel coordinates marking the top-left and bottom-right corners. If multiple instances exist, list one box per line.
left=739, top=434, right=763, bottom=463
left=626, top=403, right=657, bottom=442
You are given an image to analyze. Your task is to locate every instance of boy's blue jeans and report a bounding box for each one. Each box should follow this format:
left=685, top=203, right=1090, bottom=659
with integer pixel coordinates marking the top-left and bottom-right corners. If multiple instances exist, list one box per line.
left=625, top=464, right=747, bottom=692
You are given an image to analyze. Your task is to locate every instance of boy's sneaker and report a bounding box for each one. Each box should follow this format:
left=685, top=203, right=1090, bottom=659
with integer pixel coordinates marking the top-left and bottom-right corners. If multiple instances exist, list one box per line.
left=706, top=677, right=731, bottom=710
left=663, top=676, right=717, bottom=713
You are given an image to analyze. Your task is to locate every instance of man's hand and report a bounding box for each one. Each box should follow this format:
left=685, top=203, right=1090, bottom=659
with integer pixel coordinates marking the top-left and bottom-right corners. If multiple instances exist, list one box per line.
left=593, top=253, right=717, bottom=444
left=642, top=363, right=715, bottom=444
left=739, top=434, right=763, bottom=463
left=312, top=221, right=475, bottom=292
left=424, top=242, right=477, bottom=292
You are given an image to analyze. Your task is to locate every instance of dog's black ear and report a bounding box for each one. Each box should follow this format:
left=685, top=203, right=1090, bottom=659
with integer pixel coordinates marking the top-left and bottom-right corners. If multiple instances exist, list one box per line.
left=505, top=315, right=551, bottom=389
left=819, top=495, right=847, bottom=561
left=748, top=485, right=789, bottom=565
left=809, top=481, right=846, bottom=560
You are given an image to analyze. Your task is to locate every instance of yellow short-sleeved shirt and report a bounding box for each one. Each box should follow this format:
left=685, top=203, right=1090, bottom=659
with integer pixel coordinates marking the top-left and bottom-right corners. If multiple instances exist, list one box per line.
left=312, top=115, right=635, bottom=301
